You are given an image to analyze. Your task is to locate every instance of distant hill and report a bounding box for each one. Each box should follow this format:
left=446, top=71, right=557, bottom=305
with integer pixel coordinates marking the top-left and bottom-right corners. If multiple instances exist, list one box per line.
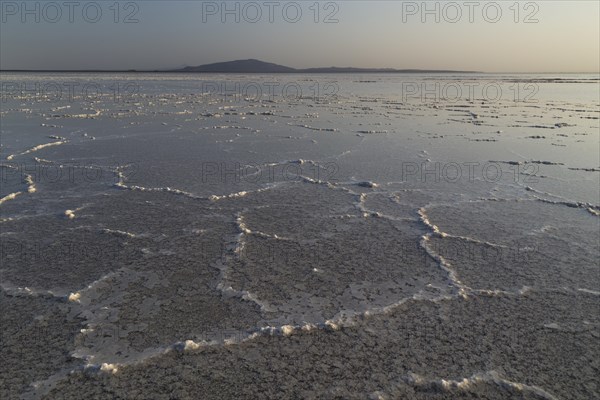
left=180, top=59, right=296, bottom=73
left=1, top=60, right=477, bottom=74
left=172, top=59, right=475, bottom=74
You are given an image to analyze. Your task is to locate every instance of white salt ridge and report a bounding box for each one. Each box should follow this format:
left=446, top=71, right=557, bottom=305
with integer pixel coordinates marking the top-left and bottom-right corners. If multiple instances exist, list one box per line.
left=233, top=207, right=292, bottom=241
left=0, top=170, right=37, bottom=200
left=242, top=275, right=457, bottom=344
left=86, top=322, right=331, bottom=373
left=114, top=169, right=206, bottom=200
left=357, top=190, right=404, bottom=218
left=354, top=193, right=386, bottom=219
left=116, top=183, right=201, bottom=199
left=416, top=205, right=553, bottom=298
left=79, top=317, right=377, bottom=374
left=113, top=167, right=132, bottom=189
left=329, top=186, right=408, bottom=222
left=174, top=294, right=456, bottom=355
left=6, top=140, right=68, bottom=161
left=245, top=321, right=341, bottom=341
left=49, top=109, right=102, bottom=119
left=209, top=191, right=249, bottom=201
left=197, top=125, right=260, bottom=133
left=50, top=106, right=71, bottom=112
left=215, top=282, right=274, bottom=313
left=33, top=157, right=53, bottom=164
left=211, top=212, right=275, bottom=313
left=417, top=207, right=444, bottom=237
left=291, top=123, right=338, bottom=132
left=512, top=171, right=599, bottom=213
left=401, top=371, right=559, bottom=400
left=68, top=270, right=170, bottom=370
left=0, top=191, right=22, bottom=205
left=356, top=130, right=389, bottom=134
left=246, top=229, right=291, bottom=241
left=418, top=208, right=469, bottom=297
left=529, top=193, right=600, bottom=216
left=300, top=176, right=336, bottom=186
left=66, top=268, right=133, bottom=305
left=24, top=174, right=37, bottom=193
left=116, top=168, right=278, bottom=202
left=432, top=227, right=509, bottom=249
left=101, top=228, right=137, bottom=238
left=31, top=287, right=547, bottom=385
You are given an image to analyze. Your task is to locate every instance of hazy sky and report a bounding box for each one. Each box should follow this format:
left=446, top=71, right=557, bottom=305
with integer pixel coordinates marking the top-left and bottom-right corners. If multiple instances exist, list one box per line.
left=1, top=1, right=599, bottom=72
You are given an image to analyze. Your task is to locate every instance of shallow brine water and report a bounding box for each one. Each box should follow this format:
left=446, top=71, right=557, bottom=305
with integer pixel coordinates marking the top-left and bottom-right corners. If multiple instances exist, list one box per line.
left=1, top=73, right=599, bottom=399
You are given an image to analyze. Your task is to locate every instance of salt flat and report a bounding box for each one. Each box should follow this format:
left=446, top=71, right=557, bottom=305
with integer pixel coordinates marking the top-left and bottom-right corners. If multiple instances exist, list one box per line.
left=1, top=73, right=598, bottom=399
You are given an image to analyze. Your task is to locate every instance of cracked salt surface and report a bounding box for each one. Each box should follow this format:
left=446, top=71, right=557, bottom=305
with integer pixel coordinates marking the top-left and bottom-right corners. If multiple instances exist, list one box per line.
left=0, top=73, right=598, bottom=399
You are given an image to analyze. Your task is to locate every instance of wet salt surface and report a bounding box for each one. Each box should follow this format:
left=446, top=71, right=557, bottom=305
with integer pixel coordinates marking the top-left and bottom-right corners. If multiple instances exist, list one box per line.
left=0, top=73, right=598, bottom=399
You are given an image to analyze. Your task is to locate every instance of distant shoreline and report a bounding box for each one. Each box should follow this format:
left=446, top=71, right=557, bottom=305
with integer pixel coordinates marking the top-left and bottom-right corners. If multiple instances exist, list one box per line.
left=2, top=60, right=596, bottom=75
left=3, top=71, right=597, bottom=75
left=0, top=58, right=480, bottom=74
left=0, top=70, right=478, bottom=74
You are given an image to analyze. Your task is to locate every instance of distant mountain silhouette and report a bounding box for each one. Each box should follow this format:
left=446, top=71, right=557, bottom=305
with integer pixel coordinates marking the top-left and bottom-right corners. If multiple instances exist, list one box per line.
left=1, top=59, right=476, bottom=73
left=180, top=59, right=296, bottom=73
left=173, top=59, right=474, bottom=74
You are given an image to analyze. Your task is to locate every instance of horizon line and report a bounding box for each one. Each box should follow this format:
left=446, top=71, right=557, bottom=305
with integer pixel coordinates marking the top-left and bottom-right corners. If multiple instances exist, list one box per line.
left=3, top=70, right=599, bottom=74
left=4, top=59, right=458, bottom=73
left=1, top=59, right=599, bottom=75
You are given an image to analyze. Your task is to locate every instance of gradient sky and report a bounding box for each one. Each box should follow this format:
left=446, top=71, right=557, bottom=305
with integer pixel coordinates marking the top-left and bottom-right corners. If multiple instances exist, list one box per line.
left=1, top=1, right=599, bottom=72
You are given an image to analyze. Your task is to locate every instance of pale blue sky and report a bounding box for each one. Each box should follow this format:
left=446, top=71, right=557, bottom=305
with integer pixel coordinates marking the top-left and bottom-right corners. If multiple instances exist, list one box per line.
left=1, top=1, right=598, bottom=72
